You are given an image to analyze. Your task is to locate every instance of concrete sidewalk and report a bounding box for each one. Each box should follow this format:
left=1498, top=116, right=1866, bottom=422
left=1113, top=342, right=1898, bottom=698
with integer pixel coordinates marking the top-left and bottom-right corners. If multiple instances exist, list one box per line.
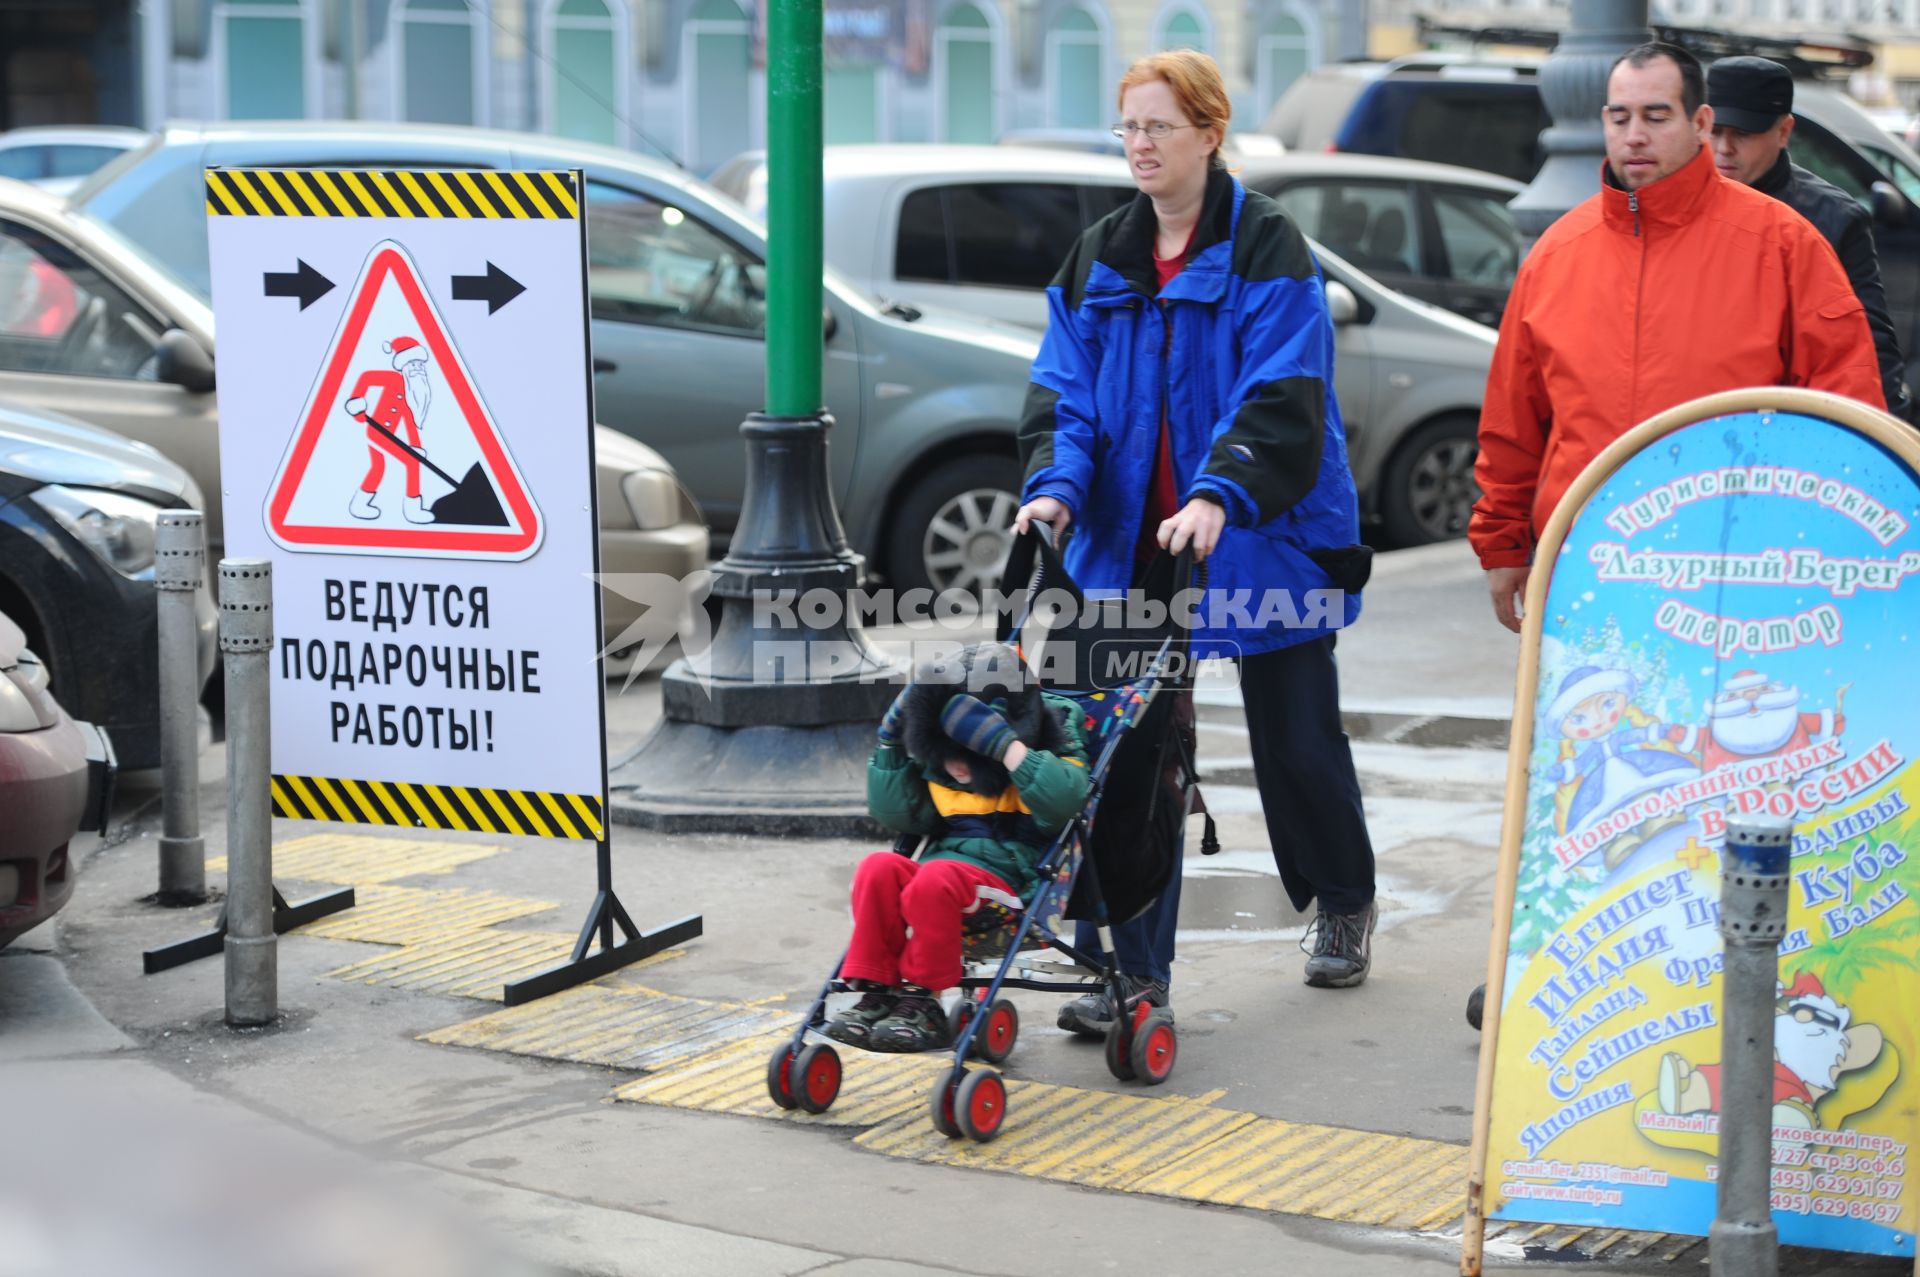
left=20, top=539, right=1909, bottom=1277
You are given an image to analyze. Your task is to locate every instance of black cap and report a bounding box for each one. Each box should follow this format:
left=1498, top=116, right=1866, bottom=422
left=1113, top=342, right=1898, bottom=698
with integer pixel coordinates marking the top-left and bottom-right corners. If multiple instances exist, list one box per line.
left=1708, top=56, right=1794, bottom=133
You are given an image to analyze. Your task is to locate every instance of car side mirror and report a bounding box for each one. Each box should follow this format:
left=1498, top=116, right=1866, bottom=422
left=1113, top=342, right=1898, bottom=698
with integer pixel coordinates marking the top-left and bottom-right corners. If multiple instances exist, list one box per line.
left=1325, top=280, right=1360, bottom=326
left=1869, top=181, right=1907, bottom=230
left=154, top=328, right=215, bottom=393
left=824, top=306, right=839, bottom=343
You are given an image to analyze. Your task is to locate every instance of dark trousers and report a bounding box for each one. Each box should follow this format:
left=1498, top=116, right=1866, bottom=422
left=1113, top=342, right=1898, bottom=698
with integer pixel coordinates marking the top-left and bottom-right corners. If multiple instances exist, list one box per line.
left=1073, top=849, right=1183, bottom=986
left=1241, top=634, right=1375, bottom=915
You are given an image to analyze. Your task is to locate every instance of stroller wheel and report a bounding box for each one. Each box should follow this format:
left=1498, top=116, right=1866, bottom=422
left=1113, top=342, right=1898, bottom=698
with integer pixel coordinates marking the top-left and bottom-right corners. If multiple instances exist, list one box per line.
left=929, top=1069, right=966, bottom=1139
left=1130, top=1011, right=1177, bottom=1085
left=945, top=997, right=975, bottom=1049
left=1103, top=1016, right=1137, bottom=1082
left=766, top=1041, right=801, bottom=1111
left=974, top=999, right=1019, bottom=1064
left=1466, top=983, right=1486, bottom=1031
left=955, top=1069, right=1008, bottom=1142
left=793, top=1043, right=842, bottom=1114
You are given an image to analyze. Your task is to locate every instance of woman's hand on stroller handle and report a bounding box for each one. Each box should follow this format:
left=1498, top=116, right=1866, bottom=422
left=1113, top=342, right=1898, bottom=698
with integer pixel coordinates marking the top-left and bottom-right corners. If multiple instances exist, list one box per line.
left=1158, top=497, right=1225, bottom=562
left=1014, top=496, right=1072, bottom=539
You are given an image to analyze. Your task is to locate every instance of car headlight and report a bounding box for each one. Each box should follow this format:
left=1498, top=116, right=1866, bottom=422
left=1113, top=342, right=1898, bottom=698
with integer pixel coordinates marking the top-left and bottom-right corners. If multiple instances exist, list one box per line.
left=621, top=469, right=683, bottom=531
left=30, top=484, right=163, bottom=578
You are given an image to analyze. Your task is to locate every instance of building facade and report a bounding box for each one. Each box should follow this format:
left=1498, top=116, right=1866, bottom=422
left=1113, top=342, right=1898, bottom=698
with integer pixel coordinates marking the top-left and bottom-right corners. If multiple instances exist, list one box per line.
left=5, top=0, right=1359, bottom=173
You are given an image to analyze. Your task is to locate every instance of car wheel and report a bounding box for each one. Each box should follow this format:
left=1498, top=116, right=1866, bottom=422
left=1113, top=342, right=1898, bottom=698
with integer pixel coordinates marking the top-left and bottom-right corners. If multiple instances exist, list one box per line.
left=886, top=455, right=1021, bottom=598
left=1378, top=415, right=1479, bottom=547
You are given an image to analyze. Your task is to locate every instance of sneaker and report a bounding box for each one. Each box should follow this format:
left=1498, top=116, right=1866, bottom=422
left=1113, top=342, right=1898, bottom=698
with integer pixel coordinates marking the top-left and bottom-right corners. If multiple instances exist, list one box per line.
left=867, top=987, right=949, bottom=1053
left=1302, top=902, right=1375, bottom=988
left=822, top=985, right=898, bottom=1047
left=1056, top=974, right=1170, bottom=1038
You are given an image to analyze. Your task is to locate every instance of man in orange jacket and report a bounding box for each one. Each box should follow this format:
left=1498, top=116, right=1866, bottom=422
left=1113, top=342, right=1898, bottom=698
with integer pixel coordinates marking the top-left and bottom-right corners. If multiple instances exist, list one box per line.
left=1471, top=42, right=1885, bottom=632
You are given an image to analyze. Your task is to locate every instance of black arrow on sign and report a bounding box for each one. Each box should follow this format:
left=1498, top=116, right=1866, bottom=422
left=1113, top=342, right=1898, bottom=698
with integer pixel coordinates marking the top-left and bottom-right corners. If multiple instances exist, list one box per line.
left=450, top=262, right=525, bottom=314
left=263, top=260, right=335, bottom=310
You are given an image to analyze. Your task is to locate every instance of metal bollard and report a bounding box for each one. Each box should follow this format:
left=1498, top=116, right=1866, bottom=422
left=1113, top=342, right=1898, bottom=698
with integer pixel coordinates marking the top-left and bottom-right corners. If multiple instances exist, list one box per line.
left=1710, top=815, right=1792, bottom=1277
left=155, top=511, right=206, bottom=902
left=220, top=559, right=276, bottom=1027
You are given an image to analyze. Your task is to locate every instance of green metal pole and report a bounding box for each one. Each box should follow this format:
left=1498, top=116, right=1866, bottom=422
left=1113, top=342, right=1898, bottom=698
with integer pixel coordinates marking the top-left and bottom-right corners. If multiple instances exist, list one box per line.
left=765, top=0, right=823, bottom=418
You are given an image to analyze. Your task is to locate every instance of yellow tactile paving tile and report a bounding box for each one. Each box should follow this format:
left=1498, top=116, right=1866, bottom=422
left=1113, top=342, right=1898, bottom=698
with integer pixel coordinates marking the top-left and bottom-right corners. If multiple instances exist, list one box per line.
left=423, top=985, right=789, bottom=1071
left=614, top=1032, right=954, bottom=1129
left=326, top=929, right=580, bottom=1001
left=854, top=1080, right=1264, bottom=1191
left=292, top=883, right=558, bottom=946
left=212, top=832, right=504, bottom=885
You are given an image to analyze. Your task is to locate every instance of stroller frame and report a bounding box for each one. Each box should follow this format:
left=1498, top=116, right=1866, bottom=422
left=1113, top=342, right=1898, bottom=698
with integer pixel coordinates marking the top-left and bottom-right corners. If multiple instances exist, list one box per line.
left=768, top=603, right=1205, bottom=1142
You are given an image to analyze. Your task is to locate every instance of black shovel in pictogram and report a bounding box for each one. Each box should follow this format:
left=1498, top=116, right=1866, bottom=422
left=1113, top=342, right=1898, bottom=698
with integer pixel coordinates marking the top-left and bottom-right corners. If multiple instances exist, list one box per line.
left=367, top=420, right=509, bottom=527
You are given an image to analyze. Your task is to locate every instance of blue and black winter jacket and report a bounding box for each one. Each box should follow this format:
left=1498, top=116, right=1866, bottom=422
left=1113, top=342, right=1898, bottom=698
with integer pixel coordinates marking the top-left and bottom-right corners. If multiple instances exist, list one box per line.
left=1019, top=167, right=1365, bottom=659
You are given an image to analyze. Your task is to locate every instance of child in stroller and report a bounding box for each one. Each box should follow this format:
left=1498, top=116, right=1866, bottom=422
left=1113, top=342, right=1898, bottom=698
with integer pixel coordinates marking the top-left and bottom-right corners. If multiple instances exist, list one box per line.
left=824, top=641, right=1091, bottom=1053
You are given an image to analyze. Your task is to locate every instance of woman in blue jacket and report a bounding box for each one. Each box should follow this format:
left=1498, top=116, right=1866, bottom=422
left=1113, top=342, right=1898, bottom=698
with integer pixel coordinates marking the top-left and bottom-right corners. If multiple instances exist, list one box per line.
left=1013, top=50, right=1380, bottom=1028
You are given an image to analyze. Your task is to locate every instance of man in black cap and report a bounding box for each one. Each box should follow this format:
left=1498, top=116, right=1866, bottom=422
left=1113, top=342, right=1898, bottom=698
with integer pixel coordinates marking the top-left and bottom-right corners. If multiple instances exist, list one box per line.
left=1708, top=55, right=1914, bottom=423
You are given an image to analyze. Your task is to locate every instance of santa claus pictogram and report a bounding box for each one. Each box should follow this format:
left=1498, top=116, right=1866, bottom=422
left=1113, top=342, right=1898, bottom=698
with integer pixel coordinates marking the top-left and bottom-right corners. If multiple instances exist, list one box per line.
left=345, top=334, right=434, bottom=524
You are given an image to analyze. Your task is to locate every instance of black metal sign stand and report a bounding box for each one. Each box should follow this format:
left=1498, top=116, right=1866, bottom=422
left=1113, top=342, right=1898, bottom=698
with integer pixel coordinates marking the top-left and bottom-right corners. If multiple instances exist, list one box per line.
left=501, top=838, right=702, bottom=1005
left=501, top=175, right=702, bottom=1005
left=143, top=885, right=356, bottom=974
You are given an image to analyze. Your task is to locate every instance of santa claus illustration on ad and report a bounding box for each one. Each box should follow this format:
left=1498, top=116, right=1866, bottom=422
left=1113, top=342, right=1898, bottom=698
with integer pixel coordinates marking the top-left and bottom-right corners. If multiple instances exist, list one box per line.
left=1654, top=971, right=1887, bottom=1132
left=344, top=334, right=434, bottom=524
left=1698, top=669, right=1847, bottom=773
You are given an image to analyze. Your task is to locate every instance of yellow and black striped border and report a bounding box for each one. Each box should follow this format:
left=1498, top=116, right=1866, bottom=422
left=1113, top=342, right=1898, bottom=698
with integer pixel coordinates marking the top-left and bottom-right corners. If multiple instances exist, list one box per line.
left=272, top=775, right=603, bottom=840
left=206, top=168, right=579, bottom=220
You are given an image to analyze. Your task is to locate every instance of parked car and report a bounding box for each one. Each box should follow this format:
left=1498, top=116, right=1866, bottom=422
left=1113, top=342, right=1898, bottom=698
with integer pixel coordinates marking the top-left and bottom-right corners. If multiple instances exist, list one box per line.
left=710, top=145, right=1497, bottom=546
left=1235, top=154, right=1522, bottom=329
left=0, top=171, right=707, bottom=657
left=0, top=607, right=112, bottom=947
left=71, top=121, right=1045, bottom=596
left=1260, top=55, right=1549, bottom=184
left=0, top=398, right=217, bottom=769
left=0, top=127, right=148, bottom=197
left=1793, top=80, right=1920, bottom=208
left=998, top=128, right=1284, bottom=159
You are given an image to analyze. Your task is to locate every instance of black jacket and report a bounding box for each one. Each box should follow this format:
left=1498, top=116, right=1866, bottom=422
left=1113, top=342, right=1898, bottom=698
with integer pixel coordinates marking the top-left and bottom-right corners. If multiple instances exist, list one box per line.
left=1757, top=151, right=1914, bottom=422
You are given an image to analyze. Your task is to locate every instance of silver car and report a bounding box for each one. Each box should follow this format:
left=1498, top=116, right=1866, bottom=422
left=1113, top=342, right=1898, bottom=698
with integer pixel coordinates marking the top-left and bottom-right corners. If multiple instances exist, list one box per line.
left=72, top=121, right=1045, bottom=596
left=0, top=172, right=705, bottom=655
left=711, top=144, right=1497, bottom=547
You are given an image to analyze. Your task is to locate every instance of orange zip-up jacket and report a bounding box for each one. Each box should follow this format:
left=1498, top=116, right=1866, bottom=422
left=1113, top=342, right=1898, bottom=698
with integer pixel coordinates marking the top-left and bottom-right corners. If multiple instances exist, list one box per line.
left=1470, top=146, right=1885, bottom=570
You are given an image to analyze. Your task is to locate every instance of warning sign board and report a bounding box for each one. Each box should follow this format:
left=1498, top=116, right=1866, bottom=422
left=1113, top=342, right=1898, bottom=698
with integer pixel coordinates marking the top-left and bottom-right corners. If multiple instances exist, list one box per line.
left=208, top=167, right=604, bottom=839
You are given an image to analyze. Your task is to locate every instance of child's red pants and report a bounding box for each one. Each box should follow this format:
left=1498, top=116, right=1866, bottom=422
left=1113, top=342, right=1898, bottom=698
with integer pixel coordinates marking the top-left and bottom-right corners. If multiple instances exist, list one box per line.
left=841, top=851, right=1015, bottom=992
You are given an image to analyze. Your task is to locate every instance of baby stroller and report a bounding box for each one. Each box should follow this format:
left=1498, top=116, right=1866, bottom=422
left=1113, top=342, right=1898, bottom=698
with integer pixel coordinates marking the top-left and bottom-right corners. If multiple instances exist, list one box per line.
left=766, top=529, right=1218, bottom=1142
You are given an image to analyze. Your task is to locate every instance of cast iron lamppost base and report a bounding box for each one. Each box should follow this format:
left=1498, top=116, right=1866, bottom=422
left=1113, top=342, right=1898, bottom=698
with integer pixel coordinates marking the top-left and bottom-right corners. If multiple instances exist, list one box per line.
left=608, top=412, right=903, bottom=836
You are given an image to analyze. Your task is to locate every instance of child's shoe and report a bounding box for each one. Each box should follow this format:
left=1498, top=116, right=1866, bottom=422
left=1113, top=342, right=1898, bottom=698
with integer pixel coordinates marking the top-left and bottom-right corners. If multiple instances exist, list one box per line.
left=823, top=985, right=899, bottom=1047
left=867, top=986, right=948, bottom=1053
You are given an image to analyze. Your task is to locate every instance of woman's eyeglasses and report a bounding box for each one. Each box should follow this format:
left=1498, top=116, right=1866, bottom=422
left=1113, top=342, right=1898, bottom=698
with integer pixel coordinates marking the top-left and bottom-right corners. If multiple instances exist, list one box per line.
left=1111, top=122, right=1199, bottom=141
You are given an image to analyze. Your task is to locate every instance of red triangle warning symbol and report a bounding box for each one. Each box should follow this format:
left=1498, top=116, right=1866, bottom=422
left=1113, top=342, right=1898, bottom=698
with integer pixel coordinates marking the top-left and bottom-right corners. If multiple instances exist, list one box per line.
left=265, top=240, right=542, bottom=560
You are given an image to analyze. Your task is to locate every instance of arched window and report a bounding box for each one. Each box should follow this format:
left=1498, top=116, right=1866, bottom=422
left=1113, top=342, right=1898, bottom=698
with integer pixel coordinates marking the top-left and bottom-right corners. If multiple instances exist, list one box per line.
left=934, top=1, right=997, bottom=143
left=1046, top=4, right=1107, bottom=130
left=684, top=0, right=752, bottom=174
left=396, top=0, right=486, bottom=125
left=547, top=0, right=625, bottom=146
left=1153, top=5, right=1210, bottom=53
left=218, top=0, right=308, bottom=119
left=1256, top=7, right=1314, bottom=118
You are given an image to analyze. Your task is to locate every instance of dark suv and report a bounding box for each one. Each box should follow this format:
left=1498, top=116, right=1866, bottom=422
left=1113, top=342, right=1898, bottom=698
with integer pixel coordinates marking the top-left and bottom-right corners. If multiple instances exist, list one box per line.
left=1261, top=56, right=1550, bottom=185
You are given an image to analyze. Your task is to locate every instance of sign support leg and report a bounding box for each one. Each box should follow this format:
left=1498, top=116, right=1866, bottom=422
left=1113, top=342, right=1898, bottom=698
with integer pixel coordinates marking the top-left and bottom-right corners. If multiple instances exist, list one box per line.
left=142, top=886, right=356, bottom=974
left=501, top=837, right=702, bottom=1006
